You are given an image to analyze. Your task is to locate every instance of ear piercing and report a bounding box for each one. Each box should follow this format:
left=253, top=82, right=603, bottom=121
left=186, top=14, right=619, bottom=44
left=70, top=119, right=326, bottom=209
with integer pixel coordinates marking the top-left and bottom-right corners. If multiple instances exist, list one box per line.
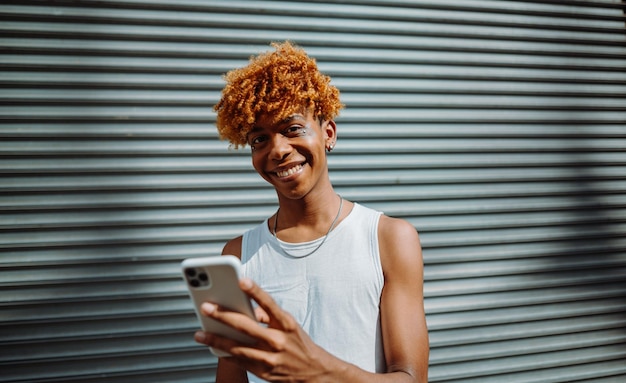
left=327, top=143, right=335, bottom=152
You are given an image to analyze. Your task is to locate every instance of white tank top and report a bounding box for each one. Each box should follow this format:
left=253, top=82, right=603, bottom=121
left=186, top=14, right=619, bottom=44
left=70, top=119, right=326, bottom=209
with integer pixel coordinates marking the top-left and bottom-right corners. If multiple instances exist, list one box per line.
left=241, top=203, right=385, bottom=383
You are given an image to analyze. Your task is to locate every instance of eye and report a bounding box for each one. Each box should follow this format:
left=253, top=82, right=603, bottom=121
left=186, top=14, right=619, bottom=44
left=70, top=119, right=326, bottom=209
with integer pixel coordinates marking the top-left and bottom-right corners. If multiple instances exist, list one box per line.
left=284, top=125, right=307, bottom=136
left=248, top=134, right=268, bottom=147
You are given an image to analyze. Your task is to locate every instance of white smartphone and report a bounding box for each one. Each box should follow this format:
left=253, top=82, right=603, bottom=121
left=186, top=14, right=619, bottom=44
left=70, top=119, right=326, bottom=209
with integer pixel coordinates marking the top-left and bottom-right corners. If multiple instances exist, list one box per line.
left=181, top=255, right=256, bottom=356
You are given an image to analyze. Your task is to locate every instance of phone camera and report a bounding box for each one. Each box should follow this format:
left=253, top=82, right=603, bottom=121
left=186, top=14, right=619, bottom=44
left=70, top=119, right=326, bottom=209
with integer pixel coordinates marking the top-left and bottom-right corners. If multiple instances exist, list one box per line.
left=185, top=267, right=210, bottom=288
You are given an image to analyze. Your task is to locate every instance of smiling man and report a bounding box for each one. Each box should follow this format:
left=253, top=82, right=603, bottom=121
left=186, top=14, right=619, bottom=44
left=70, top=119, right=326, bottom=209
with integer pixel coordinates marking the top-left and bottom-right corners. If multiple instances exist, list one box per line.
left=195, top=41, right=429, bottom=383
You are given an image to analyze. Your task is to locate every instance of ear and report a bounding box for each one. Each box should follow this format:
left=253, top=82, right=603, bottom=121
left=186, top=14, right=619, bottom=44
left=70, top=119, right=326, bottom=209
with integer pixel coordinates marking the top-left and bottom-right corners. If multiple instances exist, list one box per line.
left=323, top=120, right=337, bottom=152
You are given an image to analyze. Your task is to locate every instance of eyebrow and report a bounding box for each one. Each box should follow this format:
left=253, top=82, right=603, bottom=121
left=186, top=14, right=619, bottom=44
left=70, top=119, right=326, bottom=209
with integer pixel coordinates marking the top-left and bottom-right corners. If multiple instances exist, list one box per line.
left=250, top=114, right=306, bottom=133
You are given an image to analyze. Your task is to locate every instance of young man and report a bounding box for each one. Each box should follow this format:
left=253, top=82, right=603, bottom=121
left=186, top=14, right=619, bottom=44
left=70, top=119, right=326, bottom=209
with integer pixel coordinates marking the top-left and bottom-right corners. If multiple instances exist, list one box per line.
left=194, top=41, right=429, bottom=383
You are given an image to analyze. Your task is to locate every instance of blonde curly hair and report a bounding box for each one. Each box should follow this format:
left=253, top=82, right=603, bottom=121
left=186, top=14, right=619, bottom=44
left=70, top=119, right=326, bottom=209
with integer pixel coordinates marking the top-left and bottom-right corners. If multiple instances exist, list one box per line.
left=213, top=41, right=344, bottom=148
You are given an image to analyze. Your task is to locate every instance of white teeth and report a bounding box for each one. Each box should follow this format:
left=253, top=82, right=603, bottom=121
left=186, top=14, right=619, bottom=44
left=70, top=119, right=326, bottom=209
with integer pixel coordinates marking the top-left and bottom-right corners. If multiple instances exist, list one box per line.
left=276, top=164, right=303, bottom=177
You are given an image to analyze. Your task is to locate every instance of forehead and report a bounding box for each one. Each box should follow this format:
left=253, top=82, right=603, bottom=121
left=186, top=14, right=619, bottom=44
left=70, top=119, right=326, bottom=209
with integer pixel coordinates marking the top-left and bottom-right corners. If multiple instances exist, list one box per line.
left=253, top=111, right=312, bottom=129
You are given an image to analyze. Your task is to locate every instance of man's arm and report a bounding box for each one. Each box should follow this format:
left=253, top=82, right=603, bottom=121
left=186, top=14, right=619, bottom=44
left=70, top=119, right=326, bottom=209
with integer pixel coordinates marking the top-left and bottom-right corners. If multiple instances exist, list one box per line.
left=378, top=215, right=429, bottom=382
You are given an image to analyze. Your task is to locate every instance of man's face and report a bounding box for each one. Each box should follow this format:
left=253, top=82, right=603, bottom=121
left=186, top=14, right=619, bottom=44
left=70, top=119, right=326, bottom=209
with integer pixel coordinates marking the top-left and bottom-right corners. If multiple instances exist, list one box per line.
left=246, top=111, right=333, bottom=199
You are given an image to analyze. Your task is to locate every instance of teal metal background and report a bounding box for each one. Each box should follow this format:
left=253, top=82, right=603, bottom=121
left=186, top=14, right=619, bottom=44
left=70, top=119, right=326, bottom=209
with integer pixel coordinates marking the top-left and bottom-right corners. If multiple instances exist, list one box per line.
left=1, top=1, right=626, bottom=382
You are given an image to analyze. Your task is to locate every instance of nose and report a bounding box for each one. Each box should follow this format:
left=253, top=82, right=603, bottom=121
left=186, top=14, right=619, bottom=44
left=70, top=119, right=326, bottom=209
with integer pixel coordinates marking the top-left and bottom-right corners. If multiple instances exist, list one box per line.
left=269, top=134, right=291, bottom=160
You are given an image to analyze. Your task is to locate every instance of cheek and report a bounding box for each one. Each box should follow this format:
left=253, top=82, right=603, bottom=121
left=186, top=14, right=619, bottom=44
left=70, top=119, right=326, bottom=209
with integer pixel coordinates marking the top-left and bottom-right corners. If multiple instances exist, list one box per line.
left=251, top=153, right=263, bottom=172
left=299, top=133, right=325, bottom=154
left=251, top=153, right=273, bottom=182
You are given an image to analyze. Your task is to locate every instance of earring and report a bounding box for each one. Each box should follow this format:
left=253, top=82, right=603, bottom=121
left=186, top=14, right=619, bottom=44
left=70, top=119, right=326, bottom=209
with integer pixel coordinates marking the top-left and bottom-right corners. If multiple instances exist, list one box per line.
left=327, top=143, right=335, bottom=152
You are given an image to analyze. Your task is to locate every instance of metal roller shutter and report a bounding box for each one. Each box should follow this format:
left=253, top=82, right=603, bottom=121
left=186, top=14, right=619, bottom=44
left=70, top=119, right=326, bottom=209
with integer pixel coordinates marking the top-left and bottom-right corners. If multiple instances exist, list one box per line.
left=1, top=1, right=625, bottom=382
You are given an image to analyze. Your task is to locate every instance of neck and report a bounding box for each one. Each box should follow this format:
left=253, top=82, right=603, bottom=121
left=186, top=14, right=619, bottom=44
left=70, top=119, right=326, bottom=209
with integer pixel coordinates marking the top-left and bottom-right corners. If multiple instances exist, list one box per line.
left=277, top=189, right=339, bottom=220
left=273, top=192, right=344, bottom=243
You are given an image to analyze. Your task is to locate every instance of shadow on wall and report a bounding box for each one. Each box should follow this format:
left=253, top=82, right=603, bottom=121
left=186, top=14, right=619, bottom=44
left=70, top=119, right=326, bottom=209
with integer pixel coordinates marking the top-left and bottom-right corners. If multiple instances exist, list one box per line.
left=559, top=143, right=626, bottom=320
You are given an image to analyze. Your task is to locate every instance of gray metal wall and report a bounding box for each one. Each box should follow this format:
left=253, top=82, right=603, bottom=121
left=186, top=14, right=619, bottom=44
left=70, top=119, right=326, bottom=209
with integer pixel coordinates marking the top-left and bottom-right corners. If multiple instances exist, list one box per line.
left=1, top=1, right=626, bottom=382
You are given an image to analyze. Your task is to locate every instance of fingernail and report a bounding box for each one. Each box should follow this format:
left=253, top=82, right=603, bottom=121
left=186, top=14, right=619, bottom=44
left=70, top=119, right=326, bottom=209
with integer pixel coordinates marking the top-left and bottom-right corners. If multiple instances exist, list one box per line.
left=240, top=278, right=253, bottom=289
left=194, top=331, right=206, bottom=343
left=201, top=302, right=216, bottom=314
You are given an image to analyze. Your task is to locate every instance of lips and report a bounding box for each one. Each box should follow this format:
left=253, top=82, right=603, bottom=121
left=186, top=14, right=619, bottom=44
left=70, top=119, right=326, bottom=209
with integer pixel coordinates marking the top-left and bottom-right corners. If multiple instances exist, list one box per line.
left=275, top=163, right=304, bottom=178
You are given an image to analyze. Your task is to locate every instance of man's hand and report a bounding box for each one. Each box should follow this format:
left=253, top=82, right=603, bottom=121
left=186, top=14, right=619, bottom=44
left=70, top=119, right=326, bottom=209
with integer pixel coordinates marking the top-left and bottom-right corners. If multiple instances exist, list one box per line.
left=194, top=278, right=338, bottom=382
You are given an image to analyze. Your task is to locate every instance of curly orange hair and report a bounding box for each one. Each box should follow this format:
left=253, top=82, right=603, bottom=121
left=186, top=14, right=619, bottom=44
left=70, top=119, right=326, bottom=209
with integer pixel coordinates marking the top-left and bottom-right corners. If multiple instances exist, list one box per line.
left=213, top=41, right=344, bottom=148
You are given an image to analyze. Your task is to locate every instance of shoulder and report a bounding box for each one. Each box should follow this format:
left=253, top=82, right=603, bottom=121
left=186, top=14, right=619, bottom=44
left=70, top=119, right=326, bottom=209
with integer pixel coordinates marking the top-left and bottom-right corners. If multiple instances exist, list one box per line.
left=378, top=214, right=421, bottom=249
left=220, top=218, right=269, bottom=259
left=222, top=235, right=243, bottom=258
left=378, top=214, right=419, bottom=240
left=377, top=215, right=423, bottom=276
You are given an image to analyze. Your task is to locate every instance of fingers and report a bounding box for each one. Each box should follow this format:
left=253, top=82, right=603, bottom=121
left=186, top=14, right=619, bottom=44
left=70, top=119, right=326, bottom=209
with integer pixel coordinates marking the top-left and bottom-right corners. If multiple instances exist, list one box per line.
left=194, top=278, right=298, bottom=360
left=200, top=302, right=266, bottom=340
left=239, top=278, right=297, bottom=331
left=194, top=280, right=315, bottom=381
left=193, top=304, right=261, bottom=356
left=194, top=329, right=243, bottom=355
left=194, top=330, right=212, bottom=345
left=255, top=306, right=270, bottom=324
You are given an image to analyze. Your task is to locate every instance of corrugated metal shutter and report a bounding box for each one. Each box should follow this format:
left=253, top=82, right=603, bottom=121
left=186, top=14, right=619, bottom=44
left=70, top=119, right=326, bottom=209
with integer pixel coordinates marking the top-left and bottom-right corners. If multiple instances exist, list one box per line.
left=1, top=1, right=625, bottom=382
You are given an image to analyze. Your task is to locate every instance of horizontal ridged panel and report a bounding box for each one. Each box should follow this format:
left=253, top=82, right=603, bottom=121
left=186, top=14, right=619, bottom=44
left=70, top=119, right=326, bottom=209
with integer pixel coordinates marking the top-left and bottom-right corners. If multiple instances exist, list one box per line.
left=1, top=1, right=625, bottom=382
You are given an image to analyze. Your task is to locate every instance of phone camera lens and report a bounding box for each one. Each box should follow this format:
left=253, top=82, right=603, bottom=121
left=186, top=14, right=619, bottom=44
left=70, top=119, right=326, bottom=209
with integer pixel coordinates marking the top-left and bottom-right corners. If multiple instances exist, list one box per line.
left=185, top=268, right=196, bottom=277
left=185, top=268, right=209, bottom=287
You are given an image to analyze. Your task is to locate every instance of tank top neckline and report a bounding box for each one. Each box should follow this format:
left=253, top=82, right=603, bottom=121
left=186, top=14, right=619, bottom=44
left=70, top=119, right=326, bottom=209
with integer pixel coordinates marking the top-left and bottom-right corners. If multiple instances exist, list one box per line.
left=264, top=202, right=361, bottom=250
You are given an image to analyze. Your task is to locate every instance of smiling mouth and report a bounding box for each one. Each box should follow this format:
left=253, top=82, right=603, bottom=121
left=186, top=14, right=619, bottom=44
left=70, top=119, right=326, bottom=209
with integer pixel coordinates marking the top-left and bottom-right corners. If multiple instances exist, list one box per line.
left=275, top=163, right=304, bottom=178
